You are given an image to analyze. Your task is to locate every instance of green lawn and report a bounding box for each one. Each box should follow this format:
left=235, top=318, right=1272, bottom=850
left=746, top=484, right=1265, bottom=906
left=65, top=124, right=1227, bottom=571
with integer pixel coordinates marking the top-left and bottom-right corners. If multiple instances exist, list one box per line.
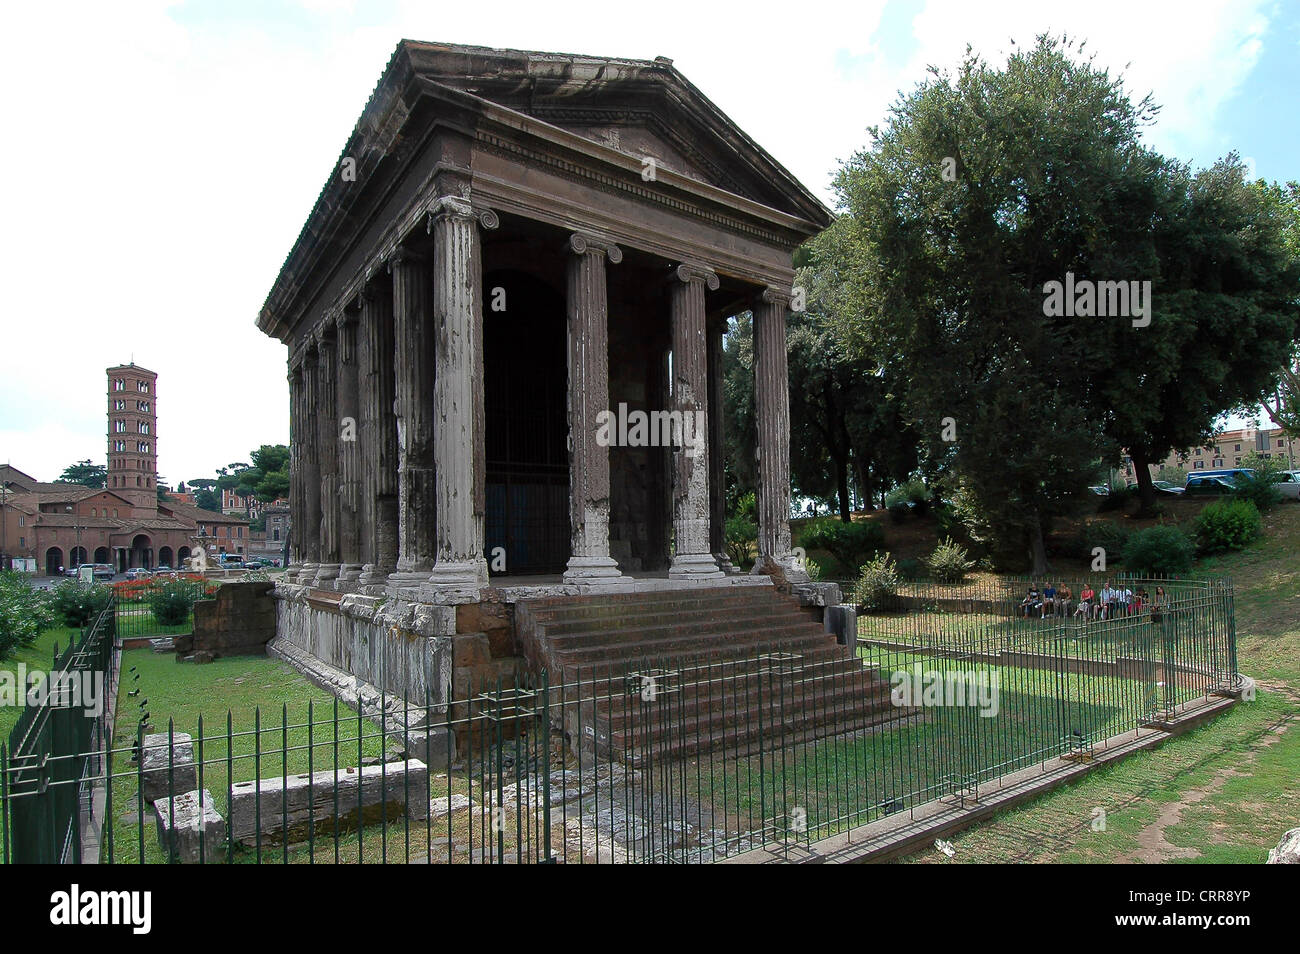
left=1, top=625, right=84, bottom=742
left=896, top=504, right=1300, bottom=863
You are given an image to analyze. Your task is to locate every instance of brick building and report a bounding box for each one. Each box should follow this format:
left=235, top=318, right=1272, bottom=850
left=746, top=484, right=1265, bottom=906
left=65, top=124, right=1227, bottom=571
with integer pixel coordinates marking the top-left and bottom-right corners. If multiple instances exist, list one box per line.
left=0, top=365, right=250, bottom=574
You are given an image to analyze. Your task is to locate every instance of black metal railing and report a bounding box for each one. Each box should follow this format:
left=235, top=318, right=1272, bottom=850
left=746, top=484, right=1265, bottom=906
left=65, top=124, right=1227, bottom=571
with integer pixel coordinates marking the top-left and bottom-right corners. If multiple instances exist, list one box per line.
left=3, top=605, right=117, bottom=864
left=1, top=575, right=1239, bottom=864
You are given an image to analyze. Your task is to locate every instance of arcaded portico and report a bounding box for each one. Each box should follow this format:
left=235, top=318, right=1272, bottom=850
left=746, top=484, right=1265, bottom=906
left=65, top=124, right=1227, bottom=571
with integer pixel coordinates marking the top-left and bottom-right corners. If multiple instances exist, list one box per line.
left=259, top=41, right=831, bottom=603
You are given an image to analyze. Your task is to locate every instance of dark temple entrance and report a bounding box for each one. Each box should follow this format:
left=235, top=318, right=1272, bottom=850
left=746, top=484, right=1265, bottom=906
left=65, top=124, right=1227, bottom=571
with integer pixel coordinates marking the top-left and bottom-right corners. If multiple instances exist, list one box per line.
left=484, top=269, right=570, bottom=575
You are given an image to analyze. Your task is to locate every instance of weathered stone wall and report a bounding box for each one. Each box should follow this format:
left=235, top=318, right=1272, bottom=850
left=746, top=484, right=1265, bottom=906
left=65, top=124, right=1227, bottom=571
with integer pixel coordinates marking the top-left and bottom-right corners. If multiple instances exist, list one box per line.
left=179, top=581, right=277, bottom=660
left=270, top=587, right=452, bottom=707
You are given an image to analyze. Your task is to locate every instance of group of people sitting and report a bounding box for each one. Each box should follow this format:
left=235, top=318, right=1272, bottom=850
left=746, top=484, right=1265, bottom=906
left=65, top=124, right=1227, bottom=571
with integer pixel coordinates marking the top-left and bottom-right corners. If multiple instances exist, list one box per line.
left=1019, top=582, right=1167, bottom=622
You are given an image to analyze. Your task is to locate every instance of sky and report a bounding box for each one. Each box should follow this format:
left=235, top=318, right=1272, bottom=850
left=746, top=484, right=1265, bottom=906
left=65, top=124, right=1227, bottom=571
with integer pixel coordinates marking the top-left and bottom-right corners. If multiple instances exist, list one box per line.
left=1, top=0, right=1296, bottom=485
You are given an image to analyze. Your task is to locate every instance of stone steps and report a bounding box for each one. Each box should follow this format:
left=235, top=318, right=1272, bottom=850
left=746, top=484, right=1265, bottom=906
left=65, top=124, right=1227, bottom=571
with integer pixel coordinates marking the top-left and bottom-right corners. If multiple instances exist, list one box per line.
left=516, top=585, right=896, bottom=762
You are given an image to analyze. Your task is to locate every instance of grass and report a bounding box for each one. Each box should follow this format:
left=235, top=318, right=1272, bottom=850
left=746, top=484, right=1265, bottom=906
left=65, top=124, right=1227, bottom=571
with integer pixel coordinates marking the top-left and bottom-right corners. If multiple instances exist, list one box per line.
left=1, top=625, right=86, bottom=741
left=684, top=650, right=1174, bottom=845
left=894, top=503, right=1300, bottom=864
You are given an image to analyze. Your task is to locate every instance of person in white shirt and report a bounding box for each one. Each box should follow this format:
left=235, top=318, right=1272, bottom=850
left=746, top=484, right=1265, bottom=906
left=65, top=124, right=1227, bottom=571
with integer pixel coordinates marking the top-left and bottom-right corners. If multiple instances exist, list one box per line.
left=1120, top=587, right=1133, bottom=616
left=1098, top=582, right=1116, bottom=619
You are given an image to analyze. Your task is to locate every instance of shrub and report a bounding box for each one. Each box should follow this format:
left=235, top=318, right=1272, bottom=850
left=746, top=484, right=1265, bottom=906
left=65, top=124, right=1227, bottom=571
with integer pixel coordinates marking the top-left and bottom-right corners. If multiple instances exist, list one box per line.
left=724, top=513, right=758, bottom=569
left=1120, top=525, right=1196, bottom=575
left=925, top=537, right=974, bottom=583
left=147, top=580, right=206, bottom=626
left=1231, top=472, right=1281, bottom=512
left=800, top=519, right=885, bottom=573
left=0, top=572, right=57, bottom=660
left=1081, top=521, right=1131, bottom=567
left=49, top=581, right=112, bottom=628
left=853, top=553, right=901, bottom=611
left=1194, top=499, right=1263, bottom=553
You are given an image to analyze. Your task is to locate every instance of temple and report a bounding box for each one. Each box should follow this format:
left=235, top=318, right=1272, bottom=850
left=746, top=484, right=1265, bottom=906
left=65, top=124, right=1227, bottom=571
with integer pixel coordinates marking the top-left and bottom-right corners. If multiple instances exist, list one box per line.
left=257, top=41, right=840, bottom=746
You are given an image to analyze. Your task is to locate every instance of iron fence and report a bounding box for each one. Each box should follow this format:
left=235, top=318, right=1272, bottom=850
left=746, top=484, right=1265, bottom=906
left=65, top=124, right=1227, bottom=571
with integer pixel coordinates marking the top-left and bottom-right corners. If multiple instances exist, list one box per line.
left=2, top=575, right=1240, bottom=864
left=110, top=576, right=217, bottom=641
left=3, top=605, right=117, bottom=863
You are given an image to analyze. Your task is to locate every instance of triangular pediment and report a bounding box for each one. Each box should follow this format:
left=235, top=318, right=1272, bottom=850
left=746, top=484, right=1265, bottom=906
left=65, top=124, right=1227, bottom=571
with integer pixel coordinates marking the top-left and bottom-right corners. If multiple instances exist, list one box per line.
left=399, top=42, right=830, bottom=223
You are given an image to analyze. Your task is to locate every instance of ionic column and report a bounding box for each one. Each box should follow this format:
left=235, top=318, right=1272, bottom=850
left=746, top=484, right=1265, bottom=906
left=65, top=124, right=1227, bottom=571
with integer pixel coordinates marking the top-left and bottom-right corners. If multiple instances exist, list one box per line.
left=335, top=307, right=363, bottom=586
left=668, top=263, right=724, bottom=581
left=422, top=197, right=491, bottom=598
left=388, top=248, right=437, bottom=597
left=707, top=317, right=736, bottom=573
left=563, top=233, right=629, bottom=585
left=314, top=324, right=340, bottom=584
left=286, top=358, right=304, bottom=581
left=753, top=286, right=803, bottom=579
left=359, top=280, right=399, bottom=590
left=300, top=343, right=321, bottom=581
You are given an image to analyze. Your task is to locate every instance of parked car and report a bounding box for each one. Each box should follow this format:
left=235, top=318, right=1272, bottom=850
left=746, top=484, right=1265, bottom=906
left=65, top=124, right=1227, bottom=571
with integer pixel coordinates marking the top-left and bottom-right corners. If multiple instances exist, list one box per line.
left=125, top=567, right=152, bottom=580
left=1152, top=480, right=1185, bottom=495
left=154, top=564, right=172, bottom=573
left=92, top=564, right=115, bottom=581
left=1087, top=485, right=1110, bottom=497
left=242, top=561, right=261, bottom=569
left=1184, top=475, right=1237, bottom=495
left=1271, top=470, right=1300, bottom=500
left=63, top=565, right=81, bottom=577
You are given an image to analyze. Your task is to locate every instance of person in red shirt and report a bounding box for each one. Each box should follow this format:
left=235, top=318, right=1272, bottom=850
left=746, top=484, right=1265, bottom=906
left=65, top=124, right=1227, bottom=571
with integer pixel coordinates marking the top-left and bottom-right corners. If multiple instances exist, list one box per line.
left=1075, top=585, right=1095, bottom=620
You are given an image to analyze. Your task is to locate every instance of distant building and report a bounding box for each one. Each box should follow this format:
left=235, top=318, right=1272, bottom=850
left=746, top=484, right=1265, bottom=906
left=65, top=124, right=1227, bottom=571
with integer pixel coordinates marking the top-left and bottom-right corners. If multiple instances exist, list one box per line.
left=1122, top=425, right=1300, bottom=481
left=0, top=365, right=250, bottom=573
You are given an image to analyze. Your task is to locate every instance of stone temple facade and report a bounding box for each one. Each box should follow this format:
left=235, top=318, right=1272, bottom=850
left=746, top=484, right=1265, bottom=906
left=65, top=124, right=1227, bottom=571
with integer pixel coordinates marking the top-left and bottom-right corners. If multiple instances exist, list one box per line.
left=257, top=41, right=834, bottom=742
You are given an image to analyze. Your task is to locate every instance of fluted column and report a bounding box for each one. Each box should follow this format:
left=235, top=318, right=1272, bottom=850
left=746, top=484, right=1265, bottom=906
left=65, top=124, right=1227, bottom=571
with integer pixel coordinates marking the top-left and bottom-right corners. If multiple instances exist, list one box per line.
left=314, top=324, right=340, bottom=584
left=668, top=263, right=724, bottom=580
left=300, top=342, right=321, bottom=581
left=388, top=247, right=438, bottom=597
left=335, top=307, right=363, bottom=587
left=422, top=197, right=491, bottom=598
left=359, top=280, right=399, bottom=590
left=707, top=317, right=736, bottom=573
left=753, top=286, right=803, bottom=579
left=286, top=358, right=304, bottom=581
left=563, top=233, right=629, bottom=584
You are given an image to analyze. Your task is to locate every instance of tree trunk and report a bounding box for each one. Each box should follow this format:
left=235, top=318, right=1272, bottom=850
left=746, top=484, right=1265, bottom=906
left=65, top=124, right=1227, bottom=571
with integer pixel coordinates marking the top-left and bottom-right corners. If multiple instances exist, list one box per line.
left=832, top=451, right=851, bottom=522
left=1027, top=510, right=1050, bottom=575
left=1131, top=449, right=1157, bottom=516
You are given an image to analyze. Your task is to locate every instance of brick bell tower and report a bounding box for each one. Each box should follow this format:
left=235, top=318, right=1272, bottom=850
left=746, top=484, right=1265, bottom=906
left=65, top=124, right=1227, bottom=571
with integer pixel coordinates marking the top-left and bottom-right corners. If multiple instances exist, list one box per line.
left=106, top=363, right=159, bottom=515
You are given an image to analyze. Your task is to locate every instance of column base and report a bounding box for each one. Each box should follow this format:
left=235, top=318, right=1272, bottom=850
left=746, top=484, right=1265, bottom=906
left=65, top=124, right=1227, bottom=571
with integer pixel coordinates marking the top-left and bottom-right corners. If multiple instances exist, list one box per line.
left=298, top=563, right=320, bottom=587
left=418, top=559, right=489, bottom=602
left=714, top=552, right=740, bottom=575
left=333, top=564, right=363, bottom=592
left=313, top=563, right=341, bottom=586
left=386, top=567, right=432, bottom=600
left=669, top=553, right=725, bottom=581
left=284, top=563, right=303, bottom=583
left=358, top=563, right=396, bottom=595
left=751, top=553, right=810, bottom=583
left=563, top=556, right=632, bottom=585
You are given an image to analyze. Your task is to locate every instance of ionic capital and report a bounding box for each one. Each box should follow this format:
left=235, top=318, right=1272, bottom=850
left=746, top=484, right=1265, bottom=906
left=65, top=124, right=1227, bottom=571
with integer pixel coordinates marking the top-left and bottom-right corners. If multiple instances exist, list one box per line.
left=671, top=262, right=720, bottom=291
left=567, top=232, right=623, bottom=264
left=760, top=286, right=793, bottom=308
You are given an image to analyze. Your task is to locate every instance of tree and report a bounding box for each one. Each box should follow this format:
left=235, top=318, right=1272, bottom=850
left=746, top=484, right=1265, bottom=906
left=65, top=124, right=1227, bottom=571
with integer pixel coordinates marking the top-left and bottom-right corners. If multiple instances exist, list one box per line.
left=826, top=36, right=1143, bottom=570
left=56, top=460, right=106, bottom=488
left=186, top=478, right=221, bottom=513
left=1102, top=164, right=1300, bottom=514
